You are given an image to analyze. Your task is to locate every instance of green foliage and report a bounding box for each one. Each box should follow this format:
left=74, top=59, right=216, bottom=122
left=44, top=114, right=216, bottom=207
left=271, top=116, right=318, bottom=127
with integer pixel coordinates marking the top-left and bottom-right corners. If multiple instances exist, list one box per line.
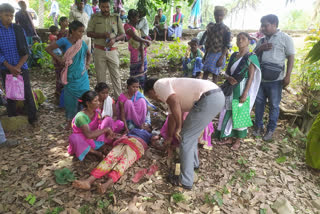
left=45, top=207, right=64, bottom=214
left=276, top=156, right=287, bottom=164
left=237, top=156, right=248, bottom=166
left=166, top=38, right=187, bottom=65
left=172, top=192, right=185, bottom=203
left=280, top=9, right=311, bottom=30
left=25, top=194, right=36, bottom=205
left=78, top=205, right=91, bottom=214
left=31, top=42, right=54, bottom=69
left=259, top=208, right=267, bottom=214
left=204, top=191, right=223, bottom=207
left=54, top=168, right=75, bottom=185
left=97, top=199, right=111, bottom=209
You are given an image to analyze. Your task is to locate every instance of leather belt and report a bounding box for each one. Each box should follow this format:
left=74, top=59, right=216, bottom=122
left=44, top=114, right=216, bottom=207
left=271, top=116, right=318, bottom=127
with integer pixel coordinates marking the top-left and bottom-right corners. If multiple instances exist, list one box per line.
left=94, top=44, right=117, bottom=51
left=200, top=88, right=222, bottom=100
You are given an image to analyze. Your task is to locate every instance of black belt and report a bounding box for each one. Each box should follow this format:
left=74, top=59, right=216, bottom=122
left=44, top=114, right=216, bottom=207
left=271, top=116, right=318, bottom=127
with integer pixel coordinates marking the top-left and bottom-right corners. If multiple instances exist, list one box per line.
left=200, top=88, right=222, bottom=100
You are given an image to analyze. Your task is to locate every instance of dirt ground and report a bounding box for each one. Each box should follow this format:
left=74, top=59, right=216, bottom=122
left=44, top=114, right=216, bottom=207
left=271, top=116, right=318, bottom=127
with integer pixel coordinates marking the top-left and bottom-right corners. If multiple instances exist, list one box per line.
left=0, top=41, right=319, bottom=214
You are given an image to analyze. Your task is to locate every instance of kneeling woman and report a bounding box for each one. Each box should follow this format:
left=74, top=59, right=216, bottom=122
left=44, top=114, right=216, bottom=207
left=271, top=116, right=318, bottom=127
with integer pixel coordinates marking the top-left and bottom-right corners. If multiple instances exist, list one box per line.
left=72, top=125, right=161, bottom=193
left=68, top=91, right=114, bottom=161
left=117, top=78, right=155, bottom=132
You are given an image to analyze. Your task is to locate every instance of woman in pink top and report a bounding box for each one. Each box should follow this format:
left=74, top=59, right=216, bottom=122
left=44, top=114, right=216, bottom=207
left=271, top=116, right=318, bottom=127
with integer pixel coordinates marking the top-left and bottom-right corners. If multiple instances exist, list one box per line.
left=124, top=9, right=151, bottom=88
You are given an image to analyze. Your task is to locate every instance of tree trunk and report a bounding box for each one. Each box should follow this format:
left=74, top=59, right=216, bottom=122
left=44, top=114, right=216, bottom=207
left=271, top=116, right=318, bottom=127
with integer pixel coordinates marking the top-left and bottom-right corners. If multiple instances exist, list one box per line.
left=39, top=0, right=44, bottom=28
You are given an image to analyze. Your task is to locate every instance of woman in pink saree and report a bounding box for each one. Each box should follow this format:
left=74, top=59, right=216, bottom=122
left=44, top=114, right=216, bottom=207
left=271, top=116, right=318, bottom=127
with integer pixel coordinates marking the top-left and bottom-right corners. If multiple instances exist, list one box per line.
left=68, top=91, right=115, bottom=161
left=117, top=77, right=155, bottom=132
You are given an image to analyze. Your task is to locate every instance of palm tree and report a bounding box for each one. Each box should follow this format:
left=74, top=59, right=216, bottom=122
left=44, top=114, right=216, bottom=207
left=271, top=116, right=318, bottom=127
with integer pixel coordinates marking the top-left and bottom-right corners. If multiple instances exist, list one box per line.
left=228, top=0, right=261, bottom=29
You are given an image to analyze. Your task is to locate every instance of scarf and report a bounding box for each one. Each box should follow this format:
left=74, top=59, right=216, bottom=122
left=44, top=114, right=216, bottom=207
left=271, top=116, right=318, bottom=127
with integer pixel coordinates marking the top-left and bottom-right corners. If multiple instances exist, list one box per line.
left=102, top=96, right=113, bottom=118
left=61, top=39, right=83, bottom=85
left=220, top=52, right=253, bottom=96
left=173, top=13, right=182, bottom=25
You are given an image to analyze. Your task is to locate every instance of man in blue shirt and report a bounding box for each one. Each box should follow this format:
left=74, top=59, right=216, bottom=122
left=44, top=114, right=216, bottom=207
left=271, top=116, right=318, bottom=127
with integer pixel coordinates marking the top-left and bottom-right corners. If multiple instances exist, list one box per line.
left=48, top=0, right=59, bottom=27
left=84, top=0, right=93, bottom=18
left=0, top=3, right=37, bottom=125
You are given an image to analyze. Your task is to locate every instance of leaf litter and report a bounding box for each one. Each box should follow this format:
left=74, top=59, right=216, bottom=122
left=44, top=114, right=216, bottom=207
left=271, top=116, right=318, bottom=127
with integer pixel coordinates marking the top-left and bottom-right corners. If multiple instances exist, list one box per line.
left=0, top=42, right=319, bottom=214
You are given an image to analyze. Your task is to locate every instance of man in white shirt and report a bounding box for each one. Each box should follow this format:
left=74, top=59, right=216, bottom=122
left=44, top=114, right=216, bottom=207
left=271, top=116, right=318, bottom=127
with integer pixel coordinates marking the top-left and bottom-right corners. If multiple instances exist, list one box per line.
left=144, top=78, right=225, bottom=189
left=136, top=9, right=149, bottom=39
left=69, top=0, right=91, bottom=50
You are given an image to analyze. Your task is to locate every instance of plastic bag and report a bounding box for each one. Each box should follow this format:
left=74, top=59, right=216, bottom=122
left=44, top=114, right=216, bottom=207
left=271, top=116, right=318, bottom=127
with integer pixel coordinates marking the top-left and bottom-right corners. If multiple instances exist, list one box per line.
left=5, top=74, right=25, bottom=100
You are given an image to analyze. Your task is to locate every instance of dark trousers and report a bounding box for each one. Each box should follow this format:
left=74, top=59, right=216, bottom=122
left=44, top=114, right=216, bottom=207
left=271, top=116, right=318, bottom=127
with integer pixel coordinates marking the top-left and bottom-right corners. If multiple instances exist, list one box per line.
left=1, top=69, right=37, bottom=124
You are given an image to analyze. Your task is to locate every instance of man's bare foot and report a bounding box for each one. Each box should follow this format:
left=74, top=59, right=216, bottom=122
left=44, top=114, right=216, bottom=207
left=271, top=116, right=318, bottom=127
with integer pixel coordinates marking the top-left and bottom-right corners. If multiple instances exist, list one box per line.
left=72, top=180, right=91, bottom=190
left=97, top=179, right=113, bottom=194
left=217, top=138, right=233, bottom=145
left=231, top=140, right=241, bottom=150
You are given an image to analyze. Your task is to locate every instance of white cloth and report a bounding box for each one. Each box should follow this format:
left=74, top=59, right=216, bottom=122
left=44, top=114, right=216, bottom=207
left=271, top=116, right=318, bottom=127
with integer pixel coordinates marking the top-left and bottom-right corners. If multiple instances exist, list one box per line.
left=136, top=17, right=149, bottom=37
left=102, top=96, right=113, bottom=118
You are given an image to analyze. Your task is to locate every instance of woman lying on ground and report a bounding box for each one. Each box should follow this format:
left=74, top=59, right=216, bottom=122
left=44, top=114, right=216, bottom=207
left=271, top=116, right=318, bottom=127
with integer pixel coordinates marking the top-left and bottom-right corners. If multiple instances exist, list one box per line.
left=95, top=82, right=124, bottom=134
left=215, top=32, right=261, bottom=150
left=72, top=123, right=162, bottom=194
left=117, top=77, right=155, bottom=132
left=68, top=91, right=115, bottom=161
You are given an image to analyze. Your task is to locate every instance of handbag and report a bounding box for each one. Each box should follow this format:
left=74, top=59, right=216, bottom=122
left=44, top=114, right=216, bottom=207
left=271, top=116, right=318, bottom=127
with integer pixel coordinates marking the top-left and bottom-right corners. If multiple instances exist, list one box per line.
left=5, top=74, right=25, bottom=101
left=260, top=62, right=284, bottom=81
left=232, top=97, right=253, bottom=129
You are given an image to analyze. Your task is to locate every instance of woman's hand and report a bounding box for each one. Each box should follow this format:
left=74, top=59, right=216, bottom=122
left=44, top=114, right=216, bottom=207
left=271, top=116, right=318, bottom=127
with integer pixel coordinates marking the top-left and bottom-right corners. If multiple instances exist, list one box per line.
left=85, top=63, right=90, bottom=70
left=227, top=76, right=238, bottom=85
left=174, top=128, right=182, bottom=142
left=216, top=56, right=224, bottom=67
left=112, top=116, right=117, bottom=121
left=145, top=40, right=151, bottom=47
left=239, top=93, right=247, bottom=103
left=139, top=64, right=144, bottom=73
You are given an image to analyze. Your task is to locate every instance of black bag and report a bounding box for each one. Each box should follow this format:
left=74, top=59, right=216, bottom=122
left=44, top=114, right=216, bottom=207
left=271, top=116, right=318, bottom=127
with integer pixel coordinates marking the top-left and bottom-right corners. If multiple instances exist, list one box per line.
left=260, top=62, right=284, bottom=81
left=258, top=38, right=284, bottom=81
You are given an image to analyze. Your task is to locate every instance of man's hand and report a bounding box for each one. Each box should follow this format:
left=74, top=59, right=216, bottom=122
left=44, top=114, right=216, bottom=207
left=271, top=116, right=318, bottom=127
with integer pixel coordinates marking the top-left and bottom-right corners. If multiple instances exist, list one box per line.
left=107, top=38, right=116, bottom=47
left=7, top=64, right=22, bottom=76
left=227, top=76, right=237, bottom=85
left=258, top=43, right=272, bottom=52
left=104, top=32, right=111, bottom=39
left=174, top=128, right=182, bottom=142
left=283, top=75, right=290, bottom=88
left=216, top=56, right=224, bottom=67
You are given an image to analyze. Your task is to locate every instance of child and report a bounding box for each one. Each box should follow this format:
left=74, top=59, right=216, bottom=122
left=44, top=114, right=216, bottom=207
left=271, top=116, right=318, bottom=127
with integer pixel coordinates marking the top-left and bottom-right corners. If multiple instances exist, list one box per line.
left=95, top=82, right=124, bottom=134
left=182, top=38, right=204, bottom=78
left=57, top=16, right=69, bottom=40
left=48, top=25, right=62, bottom=56
left=120, top=8, right=127, bottom=24
left=202, top=6, right=231, bottom=83
left=48, top=25, right=63, bottom=100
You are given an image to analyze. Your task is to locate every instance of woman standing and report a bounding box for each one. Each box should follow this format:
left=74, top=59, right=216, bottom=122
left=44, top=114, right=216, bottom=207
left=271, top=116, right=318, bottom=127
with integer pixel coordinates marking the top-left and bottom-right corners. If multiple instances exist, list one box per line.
left=188, top=0, right=202, bottom=29
left=124, top=9, right=151, bottom=88
left=215, top=32, right=261, bottom=150
left=46, top=20, right=91, bottom=129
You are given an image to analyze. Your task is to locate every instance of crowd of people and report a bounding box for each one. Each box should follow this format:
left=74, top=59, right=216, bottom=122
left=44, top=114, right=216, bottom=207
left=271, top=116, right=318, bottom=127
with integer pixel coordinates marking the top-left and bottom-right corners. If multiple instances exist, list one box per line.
left=5, top=0, right=320, bottom=195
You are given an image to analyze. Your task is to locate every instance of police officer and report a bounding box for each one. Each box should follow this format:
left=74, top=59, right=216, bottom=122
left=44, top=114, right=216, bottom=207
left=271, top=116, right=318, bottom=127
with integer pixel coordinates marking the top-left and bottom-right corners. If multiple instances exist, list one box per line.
left=87, top=0, right=125, bottom=98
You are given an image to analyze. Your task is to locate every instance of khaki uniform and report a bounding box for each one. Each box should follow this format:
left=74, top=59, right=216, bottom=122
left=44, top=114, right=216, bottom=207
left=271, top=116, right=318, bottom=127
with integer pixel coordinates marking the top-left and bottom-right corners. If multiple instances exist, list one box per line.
left=69, top=8, right=91, bottom=50
left=87, top=12, right=124, bottom=98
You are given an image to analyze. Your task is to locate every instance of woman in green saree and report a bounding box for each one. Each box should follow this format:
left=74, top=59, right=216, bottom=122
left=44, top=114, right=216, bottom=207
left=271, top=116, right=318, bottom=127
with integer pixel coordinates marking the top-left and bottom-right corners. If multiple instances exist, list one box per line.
left=215, top=32, right=261, bottom=150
